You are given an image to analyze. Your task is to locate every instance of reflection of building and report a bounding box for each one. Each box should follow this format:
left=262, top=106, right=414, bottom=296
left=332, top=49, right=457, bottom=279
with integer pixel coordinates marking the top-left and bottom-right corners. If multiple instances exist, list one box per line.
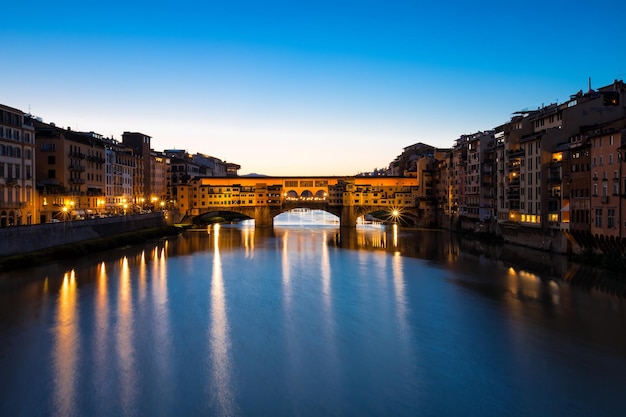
left=0, top=105, right=36, bottom=226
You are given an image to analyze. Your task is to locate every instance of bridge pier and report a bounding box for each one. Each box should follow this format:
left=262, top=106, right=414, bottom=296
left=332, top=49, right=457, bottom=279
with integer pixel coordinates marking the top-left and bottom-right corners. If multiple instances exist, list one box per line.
left=340, top=206, right=358, bottom=228
left=254, top=206, right=274, bottom=228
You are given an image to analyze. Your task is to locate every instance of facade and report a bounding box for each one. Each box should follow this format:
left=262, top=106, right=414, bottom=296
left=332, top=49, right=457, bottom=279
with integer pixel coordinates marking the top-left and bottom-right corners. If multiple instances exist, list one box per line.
left=0, top=105, right=36, bottom=226
left=569, top=130, right=592, bottom=235
left=589, top=123, right=624, bottom=238
left=34, top=121, right=106, bottom=220
left=150, top=151, right=169, bottom=207
left=451, top=135, right=468, bottom=216
left=122, top=131, right=152, bottom=199
left=104, top=139, right=135, bottom=213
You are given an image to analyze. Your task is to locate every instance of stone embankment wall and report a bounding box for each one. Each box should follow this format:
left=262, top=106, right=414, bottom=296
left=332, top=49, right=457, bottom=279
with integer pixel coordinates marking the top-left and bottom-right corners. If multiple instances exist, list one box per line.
left=0, top=212, right=165, bottom=257
left=455, top=216, right=571, bottom=255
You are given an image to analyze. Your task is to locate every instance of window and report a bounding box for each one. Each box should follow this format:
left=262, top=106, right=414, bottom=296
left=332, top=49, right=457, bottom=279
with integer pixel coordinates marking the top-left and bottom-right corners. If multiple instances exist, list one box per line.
left=48, top=169, right=56, bottom=179
left=608, top=208, right=616, bottom=228
left=0, top=162, right=4, bottom=178
left=595, top=208, right=602, bottom=227
left=48, top=155, right=56, bottom=164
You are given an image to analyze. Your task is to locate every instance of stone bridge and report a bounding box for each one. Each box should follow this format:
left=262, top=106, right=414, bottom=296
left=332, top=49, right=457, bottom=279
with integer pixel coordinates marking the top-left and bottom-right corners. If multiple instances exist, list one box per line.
left=177, top=176, right=420, bottom=227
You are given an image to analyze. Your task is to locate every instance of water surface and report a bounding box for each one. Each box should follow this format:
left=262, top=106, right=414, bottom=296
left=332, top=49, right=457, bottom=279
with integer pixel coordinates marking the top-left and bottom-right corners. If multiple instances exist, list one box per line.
left=1, top=219, right=625, bottom=416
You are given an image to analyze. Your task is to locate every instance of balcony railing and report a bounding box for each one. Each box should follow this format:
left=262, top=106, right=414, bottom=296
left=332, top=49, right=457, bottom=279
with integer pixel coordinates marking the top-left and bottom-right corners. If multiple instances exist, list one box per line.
left=0, top=202, right=26, bottom=209
left=508, top=149, right=524, bottom=158
left=69, top=151, right=86, bottom=159
left=69, top=164, right=86, bottom=172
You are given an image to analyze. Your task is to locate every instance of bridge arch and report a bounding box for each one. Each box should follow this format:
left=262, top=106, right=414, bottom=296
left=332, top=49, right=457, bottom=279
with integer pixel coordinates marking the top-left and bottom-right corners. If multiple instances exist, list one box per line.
left=300, top=190, right=313, bottom=198
left=192, top=210, right=253, bottom=225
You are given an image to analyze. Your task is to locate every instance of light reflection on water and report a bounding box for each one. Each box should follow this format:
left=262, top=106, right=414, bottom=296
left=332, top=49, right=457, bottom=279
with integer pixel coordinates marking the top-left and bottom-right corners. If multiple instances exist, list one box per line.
left=209, top=224, right=237, bottom=415
left=53, top=269, right=78, bottom=417
left=0, top=219, right=626, bottom=416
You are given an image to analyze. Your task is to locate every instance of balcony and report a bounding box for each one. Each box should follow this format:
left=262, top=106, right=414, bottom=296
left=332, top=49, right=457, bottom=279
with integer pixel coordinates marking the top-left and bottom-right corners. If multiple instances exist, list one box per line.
left=508, top=149, right=524, bottom=158
left=548, top=176, right=561, bottom=184
left=70, top=178, right=86, bottom=185
left=0, top=202, right=26, bottom=209
left=69, top=163, right=86, bottom=172
left=4, top=177, right=17, bottom=186
left=507, top=191, right=520, bottom=199
left=69, top=151, right=86, bottom=159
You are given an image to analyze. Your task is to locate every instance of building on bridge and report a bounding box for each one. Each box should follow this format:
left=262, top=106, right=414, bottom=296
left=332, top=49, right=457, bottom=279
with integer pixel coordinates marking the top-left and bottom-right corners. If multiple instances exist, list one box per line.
left=176, top=176, right=423, bottom=227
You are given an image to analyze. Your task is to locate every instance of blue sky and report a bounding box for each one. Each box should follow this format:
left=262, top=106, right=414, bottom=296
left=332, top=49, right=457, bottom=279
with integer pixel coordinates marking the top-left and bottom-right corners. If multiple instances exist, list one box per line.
left=3, top=0, right=626, bottom=175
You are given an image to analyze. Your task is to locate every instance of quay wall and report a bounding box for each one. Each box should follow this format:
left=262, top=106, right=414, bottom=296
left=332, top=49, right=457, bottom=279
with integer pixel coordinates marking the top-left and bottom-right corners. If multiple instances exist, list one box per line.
left=455, top=217, right=571, bottom=255
left=0, top=213, right=165, bottom=257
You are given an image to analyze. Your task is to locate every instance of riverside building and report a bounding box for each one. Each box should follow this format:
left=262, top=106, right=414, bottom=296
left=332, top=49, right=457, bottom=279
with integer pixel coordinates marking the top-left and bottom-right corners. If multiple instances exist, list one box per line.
left=0, top=105, right=36, bottom=226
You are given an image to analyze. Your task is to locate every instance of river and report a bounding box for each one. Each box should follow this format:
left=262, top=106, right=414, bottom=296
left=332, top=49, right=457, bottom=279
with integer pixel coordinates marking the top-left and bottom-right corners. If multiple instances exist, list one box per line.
left=1, top=210, right=625, bottom=416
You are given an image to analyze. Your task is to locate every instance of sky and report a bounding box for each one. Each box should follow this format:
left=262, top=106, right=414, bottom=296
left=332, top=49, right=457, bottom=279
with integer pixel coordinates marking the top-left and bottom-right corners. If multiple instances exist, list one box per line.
left=3, top=0, right=626, bottom=176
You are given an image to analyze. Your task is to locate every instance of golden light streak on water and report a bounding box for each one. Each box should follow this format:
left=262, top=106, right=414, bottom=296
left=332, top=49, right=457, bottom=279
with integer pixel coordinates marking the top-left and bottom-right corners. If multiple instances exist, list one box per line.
left=138, top=251, right=147, bottom=301
left=281, top=230, right=292, bottom=308
left=94, top=262, right=110, bottom=402
left=53, top=270, right=78, bottom=416
left=320, top=229, right=340, bottom=393
left=151, top=240, right=172, bottom=407
left=208, top=224, right=237, bottom=415
left=392, top=223, right=398, bottom=248
left=392, top=252, right=409, bottom=335
left=117, top=257, right=136, bottom=413
left=242, top=226, right=255, bottom=258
